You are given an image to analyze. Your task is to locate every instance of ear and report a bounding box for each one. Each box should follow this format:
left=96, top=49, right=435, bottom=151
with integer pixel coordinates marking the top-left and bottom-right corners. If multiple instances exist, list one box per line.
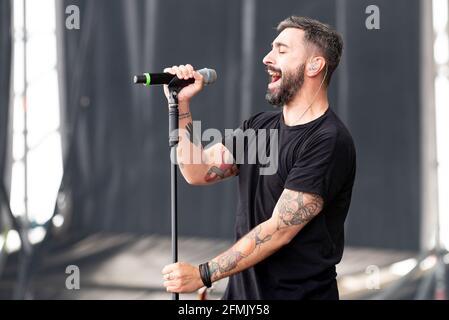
left=306, top=56, right=326, bottom=77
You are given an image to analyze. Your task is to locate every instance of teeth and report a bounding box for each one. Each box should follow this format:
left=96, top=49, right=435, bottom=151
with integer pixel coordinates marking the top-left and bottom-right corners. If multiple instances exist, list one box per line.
left=268, top=70, right=281, bottom=77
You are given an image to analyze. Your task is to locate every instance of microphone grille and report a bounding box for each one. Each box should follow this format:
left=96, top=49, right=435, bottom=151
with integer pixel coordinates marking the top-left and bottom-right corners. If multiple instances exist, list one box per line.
left=198, top=68, right=217, bottom=85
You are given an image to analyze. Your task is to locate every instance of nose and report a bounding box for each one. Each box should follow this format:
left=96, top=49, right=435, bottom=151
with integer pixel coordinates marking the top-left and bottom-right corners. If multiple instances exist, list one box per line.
left=263, top=49, right=275, bottom=66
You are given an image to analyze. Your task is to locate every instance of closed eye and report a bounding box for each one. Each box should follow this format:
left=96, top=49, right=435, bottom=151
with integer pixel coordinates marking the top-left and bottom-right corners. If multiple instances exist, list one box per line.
left=271, top=41, right=289, bottom=54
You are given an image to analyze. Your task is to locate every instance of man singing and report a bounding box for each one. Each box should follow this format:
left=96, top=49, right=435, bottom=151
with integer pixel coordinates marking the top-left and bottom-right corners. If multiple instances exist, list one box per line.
left=161, top=16, right=356, bottom=300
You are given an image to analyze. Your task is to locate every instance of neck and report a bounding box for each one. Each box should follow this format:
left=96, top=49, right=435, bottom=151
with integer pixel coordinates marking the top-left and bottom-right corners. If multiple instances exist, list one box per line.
left=282, top=83, right=329, bottom=126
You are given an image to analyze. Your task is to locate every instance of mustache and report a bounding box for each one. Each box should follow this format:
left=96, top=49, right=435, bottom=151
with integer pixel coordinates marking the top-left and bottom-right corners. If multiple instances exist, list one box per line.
left=266, top=66, right=282, bottom=74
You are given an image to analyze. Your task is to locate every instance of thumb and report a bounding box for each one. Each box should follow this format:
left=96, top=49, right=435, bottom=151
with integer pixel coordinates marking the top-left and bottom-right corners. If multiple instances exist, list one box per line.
left=193, top=70, right=203, bottom=81
left=193, top=71, right=204, bottom=89
left=164, top=67, right=176, bottom=75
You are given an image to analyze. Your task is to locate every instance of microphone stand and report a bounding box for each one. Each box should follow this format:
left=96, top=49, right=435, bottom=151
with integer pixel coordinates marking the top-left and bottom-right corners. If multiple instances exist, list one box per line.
left=166, top=78, right=186, bottom=301
left=135, top=74, right=206, bottom=301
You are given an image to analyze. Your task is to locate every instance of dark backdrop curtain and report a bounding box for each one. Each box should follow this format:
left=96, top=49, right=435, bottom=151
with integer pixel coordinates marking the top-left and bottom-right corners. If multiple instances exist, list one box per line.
left=57, top=0, right=421, bottom=250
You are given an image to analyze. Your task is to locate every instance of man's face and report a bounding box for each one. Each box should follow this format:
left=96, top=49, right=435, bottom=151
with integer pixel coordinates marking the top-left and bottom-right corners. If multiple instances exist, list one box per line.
left=263, top=28, right=308, bottom=107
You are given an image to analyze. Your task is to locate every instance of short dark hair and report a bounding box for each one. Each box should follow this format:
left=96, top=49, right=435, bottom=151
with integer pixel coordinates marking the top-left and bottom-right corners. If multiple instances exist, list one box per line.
left=277, top=16, right=343, bottom=86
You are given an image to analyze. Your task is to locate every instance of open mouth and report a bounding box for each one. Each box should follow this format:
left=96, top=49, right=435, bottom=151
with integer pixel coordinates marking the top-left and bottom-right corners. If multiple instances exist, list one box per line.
left=267, top=69, right=282, bottom=85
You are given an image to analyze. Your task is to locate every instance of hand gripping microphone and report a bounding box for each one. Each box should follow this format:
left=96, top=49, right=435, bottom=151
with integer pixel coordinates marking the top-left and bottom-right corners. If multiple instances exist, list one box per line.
left=133, top=68, right=217, bottom=87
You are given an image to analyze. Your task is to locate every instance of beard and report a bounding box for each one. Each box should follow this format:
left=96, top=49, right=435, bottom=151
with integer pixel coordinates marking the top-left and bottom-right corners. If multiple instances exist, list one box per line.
left=265, top=63, right=305, bottom=107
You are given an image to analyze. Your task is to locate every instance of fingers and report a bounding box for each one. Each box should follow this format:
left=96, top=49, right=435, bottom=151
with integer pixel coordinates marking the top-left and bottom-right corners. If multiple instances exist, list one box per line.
left=162, top=262, right=183, bottom=277
left=163, top=279, right=180, bottom=293
left=163, top=271, right=180, bottom=281
left=163, top=280, right=180, bottom=287
left=162, top=262, right=183, bottom=292
left=163, top=277, right=187, bottom=293
left=162, top=65, right=204, bottom=102
left=165, top=285, right=179, bottom=293
left=193, top=70, right=204, bottom=82
left=162, top=263, right=176, bottom=275
left=162, top=265, right=182, bottom=293
left=164, top=64, right=196, bottom=80
left=180, top=64, right=194, bottom=79
left=161, top=262, right=202, bottom=294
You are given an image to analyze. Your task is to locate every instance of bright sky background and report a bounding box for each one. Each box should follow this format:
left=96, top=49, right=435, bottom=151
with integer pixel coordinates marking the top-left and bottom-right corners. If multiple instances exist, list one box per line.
left=5, top=0, right=63, bottom=251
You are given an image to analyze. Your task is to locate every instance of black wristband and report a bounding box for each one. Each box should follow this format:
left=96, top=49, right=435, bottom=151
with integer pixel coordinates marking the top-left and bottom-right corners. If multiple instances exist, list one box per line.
left=199, top=263, right=212, bottom=288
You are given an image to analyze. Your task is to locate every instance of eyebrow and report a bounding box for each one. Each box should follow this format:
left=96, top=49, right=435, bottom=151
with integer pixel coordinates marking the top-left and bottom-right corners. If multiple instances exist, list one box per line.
left=271, top=41, right=290, bottom=49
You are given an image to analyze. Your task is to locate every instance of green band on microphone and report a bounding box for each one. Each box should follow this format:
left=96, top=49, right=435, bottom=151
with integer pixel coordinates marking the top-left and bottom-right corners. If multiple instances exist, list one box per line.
left=144, top=73, right=151, bottom=86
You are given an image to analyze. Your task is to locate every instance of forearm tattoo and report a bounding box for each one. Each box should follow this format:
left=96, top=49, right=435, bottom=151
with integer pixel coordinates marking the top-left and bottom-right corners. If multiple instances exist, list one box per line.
left=276, top=191, right=323, bottom=230
left=209, top=249, right=246, bottom=276
left=208, top=191, right=323, bottom=281
left=208, top=225, right=272, bottom=281
left=246, top=225, right=272, bottom=247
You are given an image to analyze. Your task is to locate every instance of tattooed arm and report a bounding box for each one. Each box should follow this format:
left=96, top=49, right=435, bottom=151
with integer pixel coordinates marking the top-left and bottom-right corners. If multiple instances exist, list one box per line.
left=162, top=189, right=323, bottom=293
left=163, top=64, right=239, bottom=186
left=208, top=189, right=324, bottom=282
left=176, top=110, right=239, bottom=185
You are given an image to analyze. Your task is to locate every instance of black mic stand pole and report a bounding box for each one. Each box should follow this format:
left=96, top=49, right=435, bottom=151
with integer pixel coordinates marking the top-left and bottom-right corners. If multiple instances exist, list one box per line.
left=167, top=79, right=183, bottom=301
left=135, top=74, right=195, bottom=300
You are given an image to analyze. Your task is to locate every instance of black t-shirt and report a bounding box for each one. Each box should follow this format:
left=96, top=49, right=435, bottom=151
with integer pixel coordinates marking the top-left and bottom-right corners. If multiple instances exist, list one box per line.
left=221, top=107, right=356, bottom=300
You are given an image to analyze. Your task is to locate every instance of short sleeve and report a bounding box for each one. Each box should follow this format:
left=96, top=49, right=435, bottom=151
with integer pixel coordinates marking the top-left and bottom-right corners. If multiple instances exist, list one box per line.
left=222, top=120, right=248, bottom=164
left=284, top=131, right=338, bottom=203
left=222, top=120, right=248, bottom=166
left=221, top=112, right=265, bottom=165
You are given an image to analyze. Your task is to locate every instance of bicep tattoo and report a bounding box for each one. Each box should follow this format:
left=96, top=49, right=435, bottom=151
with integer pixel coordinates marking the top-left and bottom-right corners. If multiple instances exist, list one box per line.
left=276, top=190, right=323, bottom=230
left=204, top=147, right=239, bottom=182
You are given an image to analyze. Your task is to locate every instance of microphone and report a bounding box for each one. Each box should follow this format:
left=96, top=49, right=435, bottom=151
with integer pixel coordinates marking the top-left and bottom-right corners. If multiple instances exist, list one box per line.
left=133, top=68, right=217, bottom=86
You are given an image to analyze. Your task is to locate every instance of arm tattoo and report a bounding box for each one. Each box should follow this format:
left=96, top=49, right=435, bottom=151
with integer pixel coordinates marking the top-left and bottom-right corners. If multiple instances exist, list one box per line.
left=209, top=249, right=246, bottom=277
left=246, top=225, right=272, bottom=247
left=207, top=191, right=323, bottom=282
left=206, top=166, right=226, bottom=179
left=277, top=191, right=323, bottom=230
left=208, top=225, right=272, bottom=280
left=185, top=122, right=202, bottom=147
left=204, top=148, right=239, bottom=182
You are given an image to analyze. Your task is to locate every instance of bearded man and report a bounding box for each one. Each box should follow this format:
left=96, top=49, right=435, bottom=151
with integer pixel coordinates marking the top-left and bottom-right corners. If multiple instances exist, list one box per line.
left=161, top=16, right=356, bottom=300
